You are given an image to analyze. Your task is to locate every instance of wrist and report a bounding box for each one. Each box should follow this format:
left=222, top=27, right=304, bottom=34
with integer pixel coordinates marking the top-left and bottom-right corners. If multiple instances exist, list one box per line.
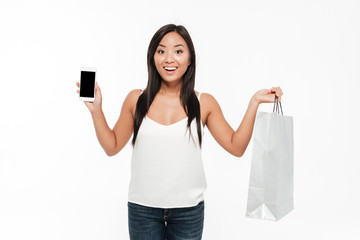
left=91, top=108, right=103, bottom=117
left=250, top=95, right=261, bottom=106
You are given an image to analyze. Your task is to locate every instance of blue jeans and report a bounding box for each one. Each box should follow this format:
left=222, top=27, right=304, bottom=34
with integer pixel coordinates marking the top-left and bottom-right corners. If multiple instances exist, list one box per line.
left=128, top=201, right=205, bottom=240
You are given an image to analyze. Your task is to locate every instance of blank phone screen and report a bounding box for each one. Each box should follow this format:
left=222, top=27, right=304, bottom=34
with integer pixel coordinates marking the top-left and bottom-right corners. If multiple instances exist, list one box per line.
left=80, top=71, right=95, bottom=98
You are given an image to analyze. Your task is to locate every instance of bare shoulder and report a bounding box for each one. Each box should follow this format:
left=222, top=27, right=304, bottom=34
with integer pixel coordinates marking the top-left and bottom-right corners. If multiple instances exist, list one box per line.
left=127, top=88, right=143, bottom=100
left=199, top=92, right=218, bottom=109
left=196, top=92, right=220, bottom=126
left=124, top=89, right=143, bottom=117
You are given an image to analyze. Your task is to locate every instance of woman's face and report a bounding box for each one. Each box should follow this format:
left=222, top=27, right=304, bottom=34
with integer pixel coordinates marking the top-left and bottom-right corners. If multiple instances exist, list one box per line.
left=154, top=32, right=191, bottom=84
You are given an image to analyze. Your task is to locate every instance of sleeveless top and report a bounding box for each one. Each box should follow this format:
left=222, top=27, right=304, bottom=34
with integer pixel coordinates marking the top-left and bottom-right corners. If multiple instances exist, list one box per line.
left=128, top=91, right=207, bottom=208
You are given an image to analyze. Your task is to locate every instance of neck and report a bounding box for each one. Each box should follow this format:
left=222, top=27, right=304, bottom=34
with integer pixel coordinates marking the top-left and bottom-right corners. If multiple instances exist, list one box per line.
left=158, top=79, right=183, bottom=97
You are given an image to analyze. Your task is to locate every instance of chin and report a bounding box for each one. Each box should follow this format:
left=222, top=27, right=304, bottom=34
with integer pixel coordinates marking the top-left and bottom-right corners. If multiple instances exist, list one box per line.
left=161, top=76, right=182, bottom=83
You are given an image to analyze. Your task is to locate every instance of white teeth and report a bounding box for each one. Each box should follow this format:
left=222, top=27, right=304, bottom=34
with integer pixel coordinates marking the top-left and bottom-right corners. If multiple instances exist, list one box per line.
left=164, top=67, right=177, bottom=70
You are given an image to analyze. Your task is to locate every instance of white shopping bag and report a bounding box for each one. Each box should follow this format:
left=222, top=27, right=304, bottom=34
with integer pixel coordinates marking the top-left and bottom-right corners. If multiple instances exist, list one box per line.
left=246, top=97, right=294, bottom=221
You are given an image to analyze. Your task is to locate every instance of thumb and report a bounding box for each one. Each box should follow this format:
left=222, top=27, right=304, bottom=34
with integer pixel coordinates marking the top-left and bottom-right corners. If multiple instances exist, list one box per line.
left=95, top=82, right=101, bottom=93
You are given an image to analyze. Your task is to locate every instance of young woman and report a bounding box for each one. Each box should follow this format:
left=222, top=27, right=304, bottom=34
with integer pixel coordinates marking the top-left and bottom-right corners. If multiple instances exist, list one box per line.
left=76, top=24, right=283, bottom=240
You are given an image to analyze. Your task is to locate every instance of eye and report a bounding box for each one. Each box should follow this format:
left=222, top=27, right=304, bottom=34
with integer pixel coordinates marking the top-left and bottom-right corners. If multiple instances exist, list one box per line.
left=176, top=50, right=183, bottom=54
left=157, top=49, right=165, bottom=54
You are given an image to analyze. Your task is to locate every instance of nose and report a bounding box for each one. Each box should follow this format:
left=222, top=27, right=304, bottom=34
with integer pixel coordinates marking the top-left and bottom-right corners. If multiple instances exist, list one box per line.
left=165, top=51, right=175, bottom=63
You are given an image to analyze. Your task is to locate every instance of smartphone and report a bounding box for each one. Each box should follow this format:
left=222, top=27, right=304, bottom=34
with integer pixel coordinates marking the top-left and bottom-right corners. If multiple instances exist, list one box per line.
left=79, top=67, right=96, bottom=102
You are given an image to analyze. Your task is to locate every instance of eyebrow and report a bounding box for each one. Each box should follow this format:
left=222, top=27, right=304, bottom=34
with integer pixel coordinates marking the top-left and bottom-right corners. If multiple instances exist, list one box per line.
left=158, top=44, right=185, bottom=48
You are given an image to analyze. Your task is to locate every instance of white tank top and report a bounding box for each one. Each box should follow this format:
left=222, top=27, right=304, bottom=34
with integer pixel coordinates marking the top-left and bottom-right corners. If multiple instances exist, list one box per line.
left=128, top=92, right=207, bottom=208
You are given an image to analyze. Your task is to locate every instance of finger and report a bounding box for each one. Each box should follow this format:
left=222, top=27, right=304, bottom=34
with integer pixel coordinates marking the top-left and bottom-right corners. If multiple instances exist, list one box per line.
left=278, top=88, right=283, bottom=97
left=77, top=89, right=79, bottom=94
left=271, top=86, right=280, bottom=92
left=275, top=86, right=283, bottom=94
left=269, top=93, right=276, bottom=102
left=76, top=82, right=79, bottom=87
left=95, top=82, right=101, bottom=94
left=271, top=87, right=283, bottom=97
left=270, top=87, right=278, bottom=94
left=271, top=90, right=280, bottom=97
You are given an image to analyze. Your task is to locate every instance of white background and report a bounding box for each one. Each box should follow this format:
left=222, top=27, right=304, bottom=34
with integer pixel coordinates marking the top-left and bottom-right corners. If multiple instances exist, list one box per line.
left=1, top=0, right=359, bottom=239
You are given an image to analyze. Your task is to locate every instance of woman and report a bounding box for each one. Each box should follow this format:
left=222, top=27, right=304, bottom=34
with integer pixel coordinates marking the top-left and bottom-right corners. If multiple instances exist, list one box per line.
left=76, top=24, right=283, bottom=240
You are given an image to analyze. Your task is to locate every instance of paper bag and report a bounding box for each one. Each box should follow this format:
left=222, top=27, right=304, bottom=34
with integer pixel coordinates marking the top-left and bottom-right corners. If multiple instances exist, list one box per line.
left=246, top=98, right=294, bottom=221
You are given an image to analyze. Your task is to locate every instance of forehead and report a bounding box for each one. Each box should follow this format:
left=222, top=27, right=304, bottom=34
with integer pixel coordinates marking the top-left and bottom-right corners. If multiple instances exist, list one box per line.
left=159, top=32, right=187, bottom=47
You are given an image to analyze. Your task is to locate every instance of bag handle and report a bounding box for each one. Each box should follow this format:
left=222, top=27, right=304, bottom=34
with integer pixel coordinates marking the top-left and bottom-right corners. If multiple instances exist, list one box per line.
left=272, top=95, right=283, bottom=115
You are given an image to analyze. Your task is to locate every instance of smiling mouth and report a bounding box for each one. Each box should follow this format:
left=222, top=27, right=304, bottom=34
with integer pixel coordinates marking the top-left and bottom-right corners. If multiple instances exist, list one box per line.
left=164, top=67, right=178, bottom=72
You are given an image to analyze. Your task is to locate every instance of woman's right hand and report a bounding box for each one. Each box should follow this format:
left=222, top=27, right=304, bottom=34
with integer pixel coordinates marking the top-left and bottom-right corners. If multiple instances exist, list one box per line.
left=76, top=81, right=103, bottom=114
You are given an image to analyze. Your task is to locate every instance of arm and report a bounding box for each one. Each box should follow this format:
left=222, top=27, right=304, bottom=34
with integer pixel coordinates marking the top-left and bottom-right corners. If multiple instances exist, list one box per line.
left=90, top=89, right=139, bottom=156
left=90, top=109, right=117, bottom=156
left=205, top=87, right=283, bottom=157
left=230, top=97, right=259, bottom=157
left=76, top=81, right=139, bottom=156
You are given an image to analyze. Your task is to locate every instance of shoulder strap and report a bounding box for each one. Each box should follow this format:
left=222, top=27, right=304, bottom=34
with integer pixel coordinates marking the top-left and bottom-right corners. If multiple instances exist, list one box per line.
left=197, top=92, right=202, bottom=100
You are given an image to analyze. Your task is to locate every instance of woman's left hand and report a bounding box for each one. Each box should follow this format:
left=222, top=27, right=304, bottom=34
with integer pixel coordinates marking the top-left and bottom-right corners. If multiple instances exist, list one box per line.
left=252, top=86, right=283, bottom=104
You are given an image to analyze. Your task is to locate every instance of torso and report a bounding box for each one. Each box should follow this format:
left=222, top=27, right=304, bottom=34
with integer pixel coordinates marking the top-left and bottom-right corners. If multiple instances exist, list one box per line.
left=131, top=90, right=208, bottom=127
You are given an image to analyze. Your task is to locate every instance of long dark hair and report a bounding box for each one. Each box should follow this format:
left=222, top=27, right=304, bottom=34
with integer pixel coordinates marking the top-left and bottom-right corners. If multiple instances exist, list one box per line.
left=131, top=24, right=202, bottom=148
